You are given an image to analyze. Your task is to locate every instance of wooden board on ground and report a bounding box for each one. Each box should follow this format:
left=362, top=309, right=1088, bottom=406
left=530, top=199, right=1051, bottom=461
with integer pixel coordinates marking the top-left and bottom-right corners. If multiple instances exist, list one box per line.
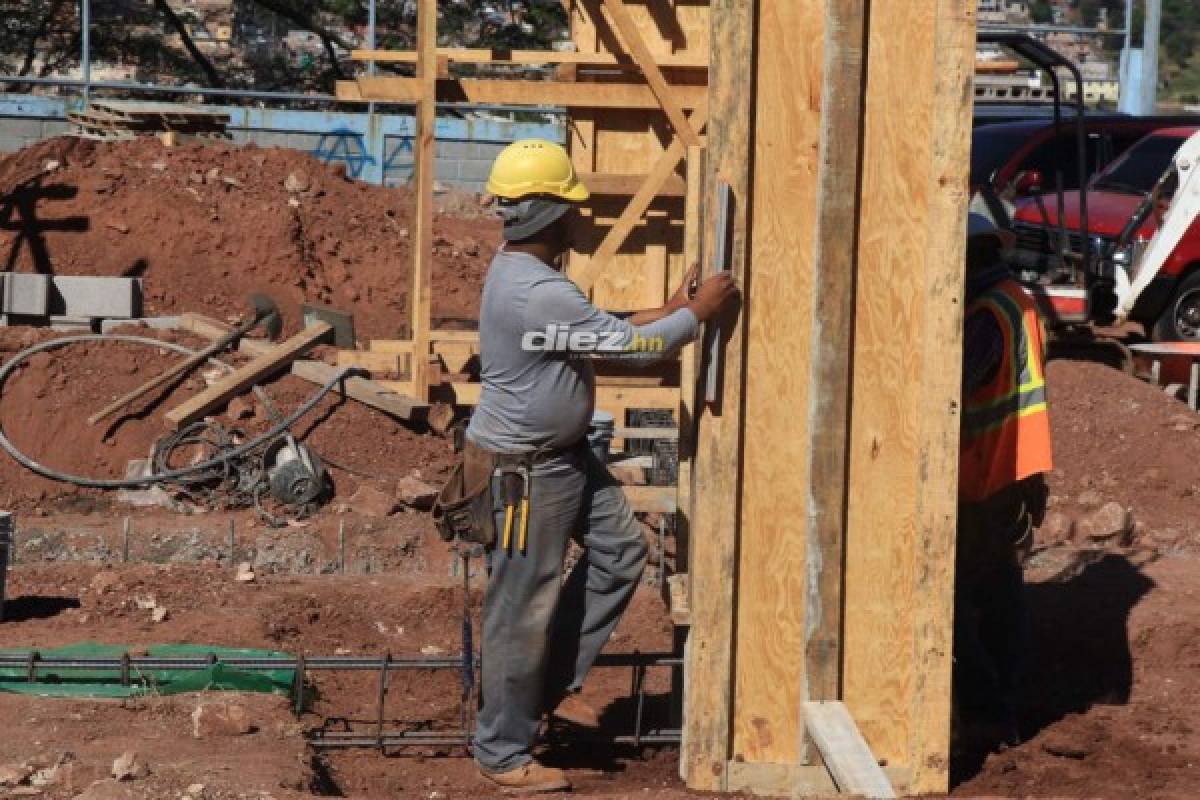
left=163, top=323, right=334, bottom=429
left=803, top=701, right=897, bottom=799
left=291, top=360, right=424, bottom=421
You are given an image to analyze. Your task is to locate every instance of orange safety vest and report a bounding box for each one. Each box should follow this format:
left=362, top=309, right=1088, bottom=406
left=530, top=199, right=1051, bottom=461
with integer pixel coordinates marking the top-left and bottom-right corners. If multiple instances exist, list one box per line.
left=959, top=279, right=1053, bottom=503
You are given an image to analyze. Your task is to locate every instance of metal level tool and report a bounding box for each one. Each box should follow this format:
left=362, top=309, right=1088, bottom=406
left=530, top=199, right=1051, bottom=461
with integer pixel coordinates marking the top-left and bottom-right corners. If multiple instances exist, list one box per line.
left=704, top=181, right=734, bottom=405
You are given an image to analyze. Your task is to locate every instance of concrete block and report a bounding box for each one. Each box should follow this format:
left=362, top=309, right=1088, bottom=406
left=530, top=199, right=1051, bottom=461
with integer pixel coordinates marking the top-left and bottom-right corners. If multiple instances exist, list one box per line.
left=436, top=140, right=474, bottom=159
left=42, top=120, right=69, bottom=137
left=475, top=142, right=506, bottom=161
left=246, top=132, right=292, bottom=148
left=459, top=159, right=494, bottom=183
left=287, top=133, right=321, bottom=151
left=0, top=118, right=45, bottom=137
left=435, top=160, right=461, bottom=182
left=100, top=316, right=182, bottom=333
left=1, top=272, right=50, bottom=315
left=49, top=276, right=143, bottom=319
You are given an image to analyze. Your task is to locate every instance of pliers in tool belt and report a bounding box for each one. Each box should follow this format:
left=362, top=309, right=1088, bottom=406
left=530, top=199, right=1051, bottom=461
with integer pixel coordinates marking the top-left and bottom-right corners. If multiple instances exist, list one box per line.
left=497, top=465, right=531, bottom=553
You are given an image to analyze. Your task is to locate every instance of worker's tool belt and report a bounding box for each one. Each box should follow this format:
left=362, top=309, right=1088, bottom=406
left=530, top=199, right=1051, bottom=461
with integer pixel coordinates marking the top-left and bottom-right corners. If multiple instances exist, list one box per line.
left=433, top=440, right=498, bottom=546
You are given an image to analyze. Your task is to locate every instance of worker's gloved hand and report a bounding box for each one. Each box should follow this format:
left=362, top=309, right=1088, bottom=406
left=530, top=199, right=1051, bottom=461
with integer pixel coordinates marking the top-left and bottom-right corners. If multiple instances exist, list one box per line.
left=688, top=273, right=740, bottom=322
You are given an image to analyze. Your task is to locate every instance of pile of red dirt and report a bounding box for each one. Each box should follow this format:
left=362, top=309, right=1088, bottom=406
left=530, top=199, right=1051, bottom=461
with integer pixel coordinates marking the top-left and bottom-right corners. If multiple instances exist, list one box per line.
left=0, top=136, right=498, bottom=339
left=1042, top=357, right=1200, bottom=543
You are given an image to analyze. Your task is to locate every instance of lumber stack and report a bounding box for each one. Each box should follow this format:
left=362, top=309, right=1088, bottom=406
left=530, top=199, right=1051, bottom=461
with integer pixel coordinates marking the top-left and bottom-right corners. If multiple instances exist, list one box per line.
left=68, top=101, right=230, bottom=142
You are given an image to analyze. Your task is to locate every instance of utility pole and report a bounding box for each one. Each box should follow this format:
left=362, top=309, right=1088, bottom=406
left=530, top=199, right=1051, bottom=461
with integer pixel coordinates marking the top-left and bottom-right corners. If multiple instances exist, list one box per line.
left=1140, top=0, right=1162, bottom=114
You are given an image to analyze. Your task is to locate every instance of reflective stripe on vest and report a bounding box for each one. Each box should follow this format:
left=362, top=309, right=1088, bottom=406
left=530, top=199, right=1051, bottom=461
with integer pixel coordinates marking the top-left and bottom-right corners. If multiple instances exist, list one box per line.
left=962, top=287, right=1047, bottom=442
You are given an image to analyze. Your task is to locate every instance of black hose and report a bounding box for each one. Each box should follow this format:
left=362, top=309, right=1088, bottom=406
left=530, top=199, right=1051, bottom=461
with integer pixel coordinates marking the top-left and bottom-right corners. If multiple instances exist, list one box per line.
left=0, top=333, right=363, bottom=489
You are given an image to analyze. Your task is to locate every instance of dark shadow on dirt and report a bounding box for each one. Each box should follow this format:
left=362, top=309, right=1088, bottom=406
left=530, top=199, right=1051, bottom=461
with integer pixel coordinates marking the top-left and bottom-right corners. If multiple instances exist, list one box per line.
left=952, top=553, right=1155, bottom=785
left=1, top=594, right=81, bottom=622
left=0, top=176, right=89, bottom=274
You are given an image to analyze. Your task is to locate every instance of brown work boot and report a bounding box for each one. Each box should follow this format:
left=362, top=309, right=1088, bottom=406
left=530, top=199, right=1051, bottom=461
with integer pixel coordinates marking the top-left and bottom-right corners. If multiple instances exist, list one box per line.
left=478, top=761, right=571, bottom=794
left=550, top=692, right=601, bottom=728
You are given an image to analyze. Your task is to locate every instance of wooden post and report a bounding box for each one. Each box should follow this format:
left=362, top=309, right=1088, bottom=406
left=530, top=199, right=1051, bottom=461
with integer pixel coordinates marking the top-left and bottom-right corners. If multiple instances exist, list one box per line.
left=804, top=0, right=870, bottom=715
left=411, top=0, right=438, bottom=400
left=680, top=0, right=754, bottom=786
left=841, top=0, right=973, bottom=792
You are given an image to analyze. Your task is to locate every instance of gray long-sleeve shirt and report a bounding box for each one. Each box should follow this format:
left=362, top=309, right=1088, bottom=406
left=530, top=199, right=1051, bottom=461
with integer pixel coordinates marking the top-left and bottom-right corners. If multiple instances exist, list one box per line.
left=465, top=248, right=698, bottom=454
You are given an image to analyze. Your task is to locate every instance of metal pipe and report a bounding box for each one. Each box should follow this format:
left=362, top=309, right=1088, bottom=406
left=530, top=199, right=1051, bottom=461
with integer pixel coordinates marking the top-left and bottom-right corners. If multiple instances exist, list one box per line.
left=978, top=24, right=1127, bottom=36
left=0, top=76, right=566, bottom=115
left=367, top=0, right=377, bottom=116
left=307, top=729, right=683, bottom=749
left=81, top=0, right=91, bottom=100
left=0, top=653, right=681, bottom=673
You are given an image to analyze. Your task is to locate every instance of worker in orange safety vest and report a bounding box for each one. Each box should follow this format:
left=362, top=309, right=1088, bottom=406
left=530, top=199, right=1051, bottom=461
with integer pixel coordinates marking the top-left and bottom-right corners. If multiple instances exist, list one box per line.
left=955, top=213, right=1054, bottom=756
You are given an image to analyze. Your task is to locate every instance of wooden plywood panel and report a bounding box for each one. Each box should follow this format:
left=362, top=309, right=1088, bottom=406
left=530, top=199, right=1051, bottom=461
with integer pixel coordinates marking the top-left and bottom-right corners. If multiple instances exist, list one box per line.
left=729, top=0, right=824, bottom=767
left=680, top=0, right=751, bottom=788
left=842, top=0, right=971, bottom=790
left=568, top=0, right=709, bottom=314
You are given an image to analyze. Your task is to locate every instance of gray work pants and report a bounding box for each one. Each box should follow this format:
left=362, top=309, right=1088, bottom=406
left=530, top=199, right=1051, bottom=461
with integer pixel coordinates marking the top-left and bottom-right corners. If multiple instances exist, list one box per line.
left=473, top=444, right=648, bottom=773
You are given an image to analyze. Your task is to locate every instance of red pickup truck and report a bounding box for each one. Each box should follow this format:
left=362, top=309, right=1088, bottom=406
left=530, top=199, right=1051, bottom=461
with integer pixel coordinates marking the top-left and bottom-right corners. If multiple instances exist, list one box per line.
left=1009, top=126, right=1200, bottom=339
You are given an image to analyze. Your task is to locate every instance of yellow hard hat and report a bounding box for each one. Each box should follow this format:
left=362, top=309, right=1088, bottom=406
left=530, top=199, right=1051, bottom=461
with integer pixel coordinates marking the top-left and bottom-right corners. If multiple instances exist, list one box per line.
left=486, top=139, right=590, bottom=203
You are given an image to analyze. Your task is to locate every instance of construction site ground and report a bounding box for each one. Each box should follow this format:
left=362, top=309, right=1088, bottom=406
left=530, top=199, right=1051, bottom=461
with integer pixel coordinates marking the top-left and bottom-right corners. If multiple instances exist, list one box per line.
left=1, top=139, right=1198, bottom=799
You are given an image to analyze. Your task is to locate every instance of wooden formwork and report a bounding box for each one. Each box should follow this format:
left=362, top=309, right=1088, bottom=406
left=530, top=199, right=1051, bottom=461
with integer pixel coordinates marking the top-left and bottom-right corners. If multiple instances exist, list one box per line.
left=339, top=0, right=974, bottom=793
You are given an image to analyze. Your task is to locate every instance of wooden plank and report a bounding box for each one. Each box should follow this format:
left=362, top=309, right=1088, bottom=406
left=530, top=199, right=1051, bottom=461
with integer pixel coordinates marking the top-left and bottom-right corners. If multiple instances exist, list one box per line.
left=722, top=762, right=910, bottom=798
left=336, top=350, right=406, bottom=374
left=347, top=77, right=708, bottom=109
left=176, top=313, right=273, bottom=357
left=351, top=47, right=707, bottom=69
left=570, top=101, right=707, bottom=295
left=841, top=0, right=971, bottom=791
left=581, top=172, right=687, bottom=197
left=803, top=701, right=897, bottom=799
left=176, top=315, right=424, bottom=421
left=385, top=381, right=680, bottom=410
left=614, top=426, right=679, bottom=440
left=597, top=0, right=700, bottom=148
left=291, top=360, right=424, bottom=421
left=680, top=0, right=753, bottom=784
left=667, top=573, right=691, bottom=626
left=729, top=0, right=824, bottom=767
left=163, top=323, right=333, bottom=429
left=621, top=485, right=677, bottom=513
left=410, top=0, right=437, bottom=402
left=804, top=0, right=869, bottom=731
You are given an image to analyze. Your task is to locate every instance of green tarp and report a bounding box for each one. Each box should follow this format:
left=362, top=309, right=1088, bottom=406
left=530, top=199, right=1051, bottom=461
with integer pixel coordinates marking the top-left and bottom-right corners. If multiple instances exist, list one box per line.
left=0, top=642, right=295, bottom=698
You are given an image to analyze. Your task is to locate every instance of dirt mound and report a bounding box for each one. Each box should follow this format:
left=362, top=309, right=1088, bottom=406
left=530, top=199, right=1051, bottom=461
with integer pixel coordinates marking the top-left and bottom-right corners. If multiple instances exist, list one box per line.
left=0, top=136, right=497, bottom=338
left=1044, top=357, right=1200, bottom=543
left=0, top=326, right=455, bottom=513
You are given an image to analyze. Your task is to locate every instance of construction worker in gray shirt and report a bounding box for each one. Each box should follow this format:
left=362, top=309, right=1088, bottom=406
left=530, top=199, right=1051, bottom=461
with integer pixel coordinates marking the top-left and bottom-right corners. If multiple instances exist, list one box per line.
left=467, top=139, right=737, bottom=793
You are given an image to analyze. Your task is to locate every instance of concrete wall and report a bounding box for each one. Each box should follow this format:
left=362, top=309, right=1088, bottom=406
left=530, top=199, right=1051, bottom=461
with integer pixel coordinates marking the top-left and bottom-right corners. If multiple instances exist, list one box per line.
left=0, top=95, right=565, bottom=193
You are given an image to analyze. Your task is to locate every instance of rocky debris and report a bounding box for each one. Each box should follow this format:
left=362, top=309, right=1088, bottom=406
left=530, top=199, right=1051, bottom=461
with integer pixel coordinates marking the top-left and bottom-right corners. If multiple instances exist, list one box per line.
left=151, top=605, right=169, bottom=623
left=184, top=782, right=206, bottom=799
left=1077, top=501, right=1134, bottom=546
left=89, top=570, right=122, bottom=595
left=347, top=484, right=400, bottom=517
left=1038, top=510, right=1076, bottom=549
left=252, top=532, right=320, bottom=574
left=191, top=701, right=254, bottom=739
left=284, top=170, right=311, bottom=193
left=395, top=474, right=439, bottom=511
left=0, top=762, right=34, bottom=787
left=104, top=220, right=130, bottom=234
left=235, top=561, right=256, bottom=582
left=226, top=395, right=257, bottom=421
left=1041, top=731, right=1091, bottom=760
left=109, top=751, right=147, bottom=781
left=1075, top=488, right=1104, bottom=510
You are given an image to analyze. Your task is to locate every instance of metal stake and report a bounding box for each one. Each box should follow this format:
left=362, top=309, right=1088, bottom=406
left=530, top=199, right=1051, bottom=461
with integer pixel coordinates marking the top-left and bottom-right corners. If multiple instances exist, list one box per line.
left=122, top=517, right=130, bottom=563
left=228, top=518, right=236, bottom=567
left=338, top=521, right=346, bottom=574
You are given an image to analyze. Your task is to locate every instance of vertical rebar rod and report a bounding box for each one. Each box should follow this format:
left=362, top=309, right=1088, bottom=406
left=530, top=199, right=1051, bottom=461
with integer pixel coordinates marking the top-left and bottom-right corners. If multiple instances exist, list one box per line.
left=338, top=521, right=346, bottom=574
left=228, top=519, right=236, bottom=567
left=122, top=517, right=130, bottom=563
left=81, top=0, right=91, bottom=100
